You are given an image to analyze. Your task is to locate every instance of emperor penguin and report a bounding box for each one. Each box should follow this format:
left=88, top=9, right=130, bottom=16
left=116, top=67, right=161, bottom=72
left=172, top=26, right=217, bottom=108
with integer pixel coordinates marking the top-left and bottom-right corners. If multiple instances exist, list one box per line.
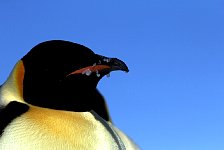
left=0, top=40, right=139, bottom=150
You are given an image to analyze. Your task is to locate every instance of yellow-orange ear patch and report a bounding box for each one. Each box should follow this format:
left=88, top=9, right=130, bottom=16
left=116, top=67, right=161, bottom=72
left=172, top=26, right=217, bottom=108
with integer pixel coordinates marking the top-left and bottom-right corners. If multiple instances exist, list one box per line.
left=13, top=60, right=25, bottom=99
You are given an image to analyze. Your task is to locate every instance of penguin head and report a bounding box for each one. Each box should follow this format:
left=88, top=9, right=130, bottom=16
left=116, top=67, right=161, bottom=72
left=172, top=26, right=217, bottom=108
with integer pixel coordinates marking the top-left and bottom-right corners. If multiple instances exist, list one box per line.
left=22, top=40, right=128, bottom=88
left=1, top=40, right=129, bottom=121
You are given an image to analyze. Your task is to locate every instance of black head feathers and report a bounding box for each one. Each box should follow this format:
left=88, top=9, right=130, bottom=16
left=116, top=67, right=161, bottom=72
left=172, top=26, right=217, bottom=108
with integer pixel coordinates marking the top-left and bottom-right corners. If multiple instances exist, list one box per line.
left=20, top=40, right=129, bottom=121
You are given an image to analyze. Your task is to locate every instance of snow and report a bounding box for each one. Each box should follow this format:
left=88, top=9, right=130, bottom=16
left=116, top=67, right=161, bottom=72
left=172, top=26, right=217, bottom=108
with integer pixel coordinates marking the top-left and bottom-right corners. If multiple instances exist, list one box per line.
left=96, top=70, right=101, bottom=77
left=82, top=69, right=92, bottom=76
left=103, top=58, right=110, bottom=63
left=106, top=73, right=110, bottom=78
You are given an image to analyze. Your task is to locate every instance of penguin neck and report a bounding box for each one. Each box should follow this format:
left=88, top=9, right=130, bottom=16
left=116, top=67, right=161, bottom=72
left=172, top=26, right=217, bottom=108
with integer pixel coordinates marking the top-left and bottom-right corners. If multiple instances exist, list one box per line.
left=23, top=81, right=100, bottom=110
left=0, top=61, right=25, bottom=106
left=22, top=76, right=110, bottom=121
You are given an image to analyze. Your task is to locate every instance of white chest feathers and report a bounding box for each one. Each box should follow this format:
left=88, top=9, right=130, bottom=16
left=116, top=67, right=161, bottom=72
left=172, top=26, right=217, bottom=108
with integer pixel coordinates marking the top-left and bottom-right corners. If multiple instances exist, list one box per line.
left=0, top=106, right=139, bottom=150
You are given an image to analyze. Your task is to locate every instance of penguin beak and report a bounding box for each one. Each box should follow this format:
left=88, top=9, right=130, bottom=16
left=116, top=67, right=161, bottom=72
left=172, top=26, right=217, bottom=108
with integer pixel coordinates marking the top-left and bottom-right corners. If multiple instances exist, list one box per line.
left=96, top=55, right=129, bottom=72
left=67, top=55, right=129, bottom=76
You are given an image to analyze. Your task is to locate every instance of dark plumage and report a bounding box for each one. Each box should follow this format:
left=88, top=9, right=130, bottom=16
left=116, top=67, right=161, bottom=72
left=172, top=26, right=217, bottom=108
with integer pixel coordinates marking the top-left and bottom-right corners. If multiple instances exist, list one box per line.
left=0, top=40, right=138, bottom=150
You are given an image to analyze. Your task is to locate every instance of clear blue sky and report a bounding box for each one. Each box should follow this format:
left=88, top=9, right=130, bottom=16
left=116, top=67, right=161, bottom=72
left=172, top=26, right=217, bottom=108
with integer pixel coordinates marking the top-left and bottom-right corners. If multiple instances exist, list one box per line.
left=1, top=1, right=224, bottom=149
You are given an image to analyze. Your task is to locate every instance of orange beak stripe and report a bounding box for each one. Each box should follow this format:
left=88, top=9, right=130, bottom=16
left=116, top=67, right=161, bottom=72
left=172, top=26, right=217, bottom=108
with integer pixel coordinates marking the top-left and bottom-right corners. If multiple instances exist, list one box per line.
left=67, top=65, right=110, bottom=76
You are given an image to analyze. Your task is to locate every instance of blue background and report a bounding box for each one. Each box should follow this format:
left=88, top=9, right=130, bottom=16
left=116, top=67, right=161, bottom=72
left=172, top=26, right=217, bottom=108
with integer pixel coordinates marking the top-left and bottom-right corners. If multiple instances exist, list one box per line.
left=1, top=1, right=224, bottom=149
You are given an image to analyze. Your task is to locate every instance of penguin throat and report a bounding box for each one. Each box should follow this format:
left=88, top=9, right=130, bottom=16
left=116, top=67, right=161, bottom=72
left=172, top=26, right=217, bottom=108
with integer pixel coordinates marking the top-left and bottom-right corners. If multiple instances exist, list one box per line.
left=23, top=78, right=110, bottom=121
